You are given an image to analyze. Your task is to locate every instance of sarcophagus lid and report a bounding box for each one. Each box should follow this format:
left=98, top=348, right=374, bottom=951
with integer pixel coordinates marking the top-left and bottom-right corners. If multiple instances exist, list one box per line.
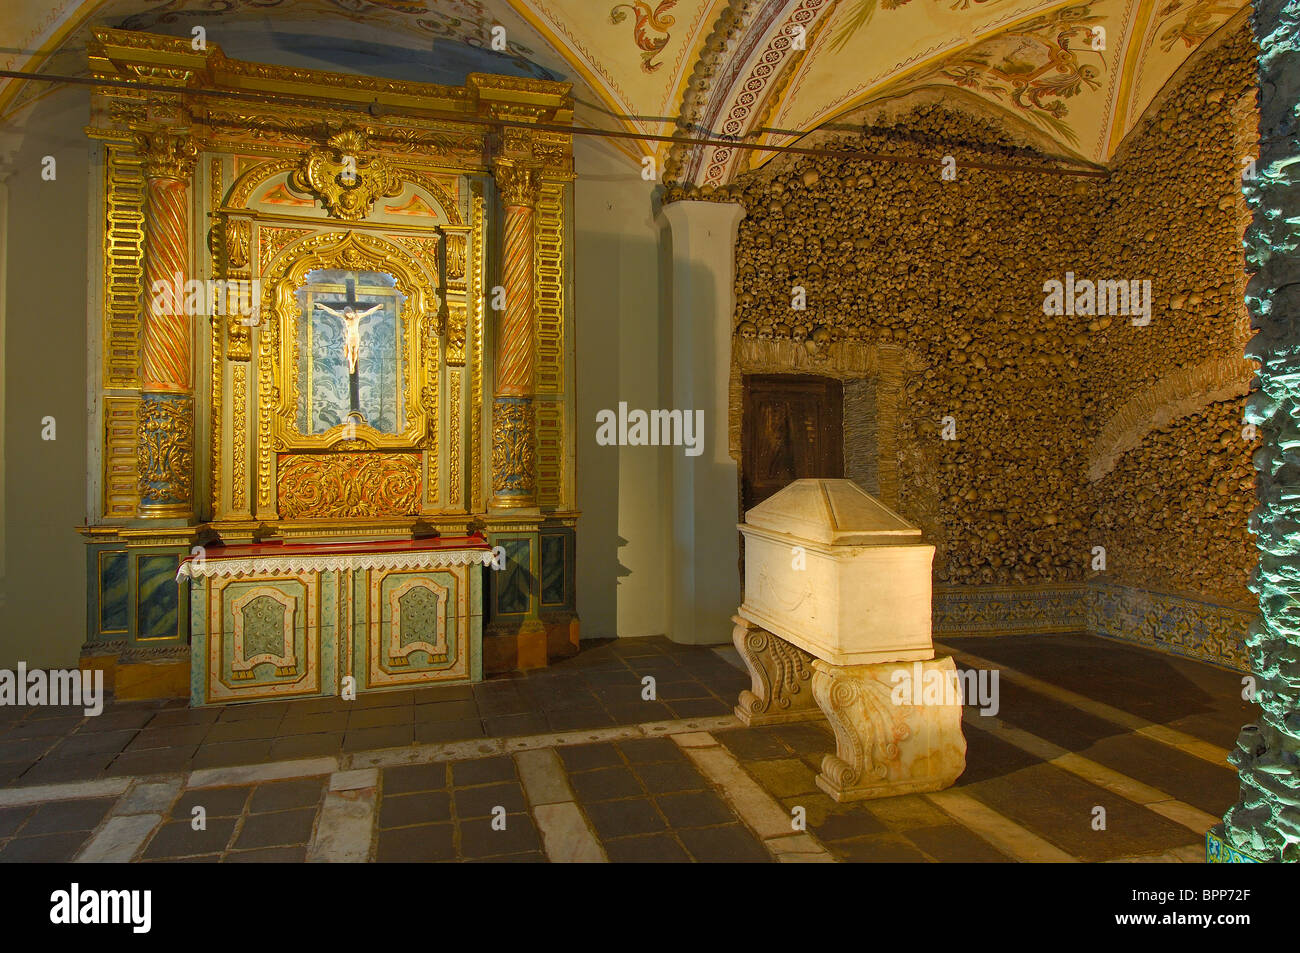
left=739, top=479, right=934, bottom=666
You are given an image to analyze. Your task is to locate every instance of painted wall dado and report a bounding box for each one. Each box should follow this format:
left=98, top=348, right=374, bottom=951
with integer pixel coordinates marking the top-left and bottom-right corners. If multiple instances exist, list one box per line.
left=77, top=30, right=580, bottom=690
left=726, top=15, right=1259, bottom=669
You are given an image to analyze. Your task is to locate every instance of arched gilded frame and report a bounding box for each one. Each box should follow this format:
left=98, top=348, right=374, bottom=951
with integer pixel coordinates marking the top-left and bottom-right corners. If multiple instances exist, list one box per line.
left=223, top=158, right=464, bottom=225
left=258, top=230, right=440, bottom=458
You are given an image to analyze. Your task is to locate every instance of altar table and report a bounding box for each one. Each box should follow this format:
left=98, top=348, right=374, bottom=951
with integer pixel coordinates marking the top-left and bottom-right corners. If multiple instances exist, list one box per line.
left=179, top=537, right=493, bottom=706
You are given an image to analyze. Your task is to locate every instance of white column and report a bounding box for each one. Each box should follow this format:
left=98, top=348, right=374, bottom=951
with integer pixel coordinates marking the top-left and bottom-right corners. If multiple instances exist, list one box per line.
left=660, top=200, right=745, bottom=645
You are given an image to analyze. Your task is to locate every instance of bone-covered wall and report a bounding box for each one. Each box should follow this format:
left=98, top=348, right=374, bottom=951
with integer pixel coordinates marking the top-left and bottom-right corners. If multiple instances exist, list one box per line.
left=728, top=19, right=1258, bottom=664
left=1084, top=22, right=1259, bottom=611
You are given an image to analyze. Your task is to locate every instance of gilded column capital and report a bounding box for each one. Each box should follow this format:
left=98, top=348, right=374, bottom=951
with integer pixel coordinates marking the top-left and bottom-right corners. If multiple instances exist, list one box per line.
left=493, top=162, right=539, bottom=208
left=134, top=128, right=198, bottom=181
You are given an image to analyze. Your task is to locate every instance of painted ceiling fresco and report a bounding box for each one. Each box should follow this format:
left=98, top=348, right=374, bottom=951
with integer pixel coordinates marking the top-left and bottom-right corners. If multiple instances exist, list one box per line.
left=0, top=0, right=1248, bottom=179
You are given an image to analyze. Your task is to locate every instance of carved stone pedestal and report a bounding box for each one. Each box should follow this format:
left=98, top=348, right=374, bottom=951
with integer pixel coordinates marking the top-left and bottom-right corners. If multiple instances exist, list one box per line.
left=811, top=656, right=967, bottom=802
left=732, top=617, right=819, bottom=725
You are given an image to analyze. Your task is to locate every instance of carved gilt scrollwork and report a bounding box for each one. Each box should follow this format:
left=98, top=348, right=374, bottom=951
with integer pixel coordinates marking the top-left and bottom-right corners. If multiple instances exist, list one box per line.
left=494, top=163, right=538, bottom=208
left=490, top=397, right=536, bottom=498
left=277, top=453, right=421, bottom=518
left=134, top=128, right=198, bottom=180
left=138, top=394, right=194, bottom=509
left=289, top=125, right=402, bottom=221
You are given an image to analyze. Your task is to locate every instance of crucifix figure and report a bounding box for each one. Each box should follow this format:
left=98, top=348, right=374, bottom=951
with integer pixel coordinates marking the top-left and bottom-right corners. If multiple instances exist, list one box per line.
left=314, top=278, right=382, bottom=418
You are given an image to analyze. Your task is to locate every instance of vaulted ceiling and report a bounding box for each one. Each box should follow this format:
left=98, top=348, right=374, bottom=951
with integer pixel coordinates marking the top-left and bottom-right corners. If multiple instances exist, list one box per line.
left=0, top=0, right=1248, bottom=182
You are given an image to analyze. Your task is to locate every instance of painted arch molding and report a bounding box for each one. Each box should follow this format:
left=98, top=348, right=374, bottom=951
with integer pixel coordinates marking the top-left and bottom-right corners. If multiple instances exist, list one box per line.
left=0, top=0, right=1247, bottom=178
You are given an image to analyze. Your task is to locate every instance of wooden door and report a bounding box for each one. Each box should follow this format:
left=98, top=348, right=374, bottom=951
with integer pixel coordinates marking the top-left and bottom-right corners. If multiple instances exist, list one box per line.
left=741, top=374, right=844, bottom=511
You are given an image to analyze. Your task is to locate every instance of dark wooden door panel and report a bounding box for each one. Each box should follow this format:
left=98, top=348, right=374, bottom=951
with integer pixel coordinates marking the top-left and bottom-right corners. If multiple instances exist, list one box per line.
left=742, top=374, right=843, bottom=510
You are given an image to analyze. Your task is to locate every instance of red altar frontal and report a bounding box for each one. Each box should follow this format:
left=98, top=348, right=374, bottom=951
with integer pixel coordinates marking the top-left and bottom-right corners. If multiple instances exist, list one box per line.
left=178, top=537, right=492, bottom=706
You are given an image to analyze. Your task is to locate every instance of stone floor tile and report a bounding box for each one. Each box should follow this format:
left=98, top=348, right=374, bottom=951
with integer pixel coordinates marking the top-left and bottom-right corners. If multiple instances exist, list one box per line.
left=556, top=743, right=621, bottom=772
left=382, top=763, right=448, bottom=794
left=379, top=791, right=452, bottom=829
left=191, top=740, right=275, bottom=769
left=107, top=747, right=198, bottom=776
left=458, top=813, right=541, bottom=858
left=225, top=846, right=308, bottom=862
left=583, top=798, right=666, bottom=840
left=603, top=832, right=690, bottom=863
left=483, top=713, right=550, bottom=737
left=234, top=808, right=317, bottom=849
left=678, top=825, right=770, bottom=863
left=24, top=797, right=116, bottom=835
left=415, top=720, right=484, bottom=744
left=17, top=756, right=114, bottom=785
left=714, top=727, right=793, bottom=761
left=0, top=806, right=32, bottom=837
left=454, top=782, right=527, bottom=819
left=617, top=737, right=686, bottom=765
left=269, top=733, right=343, bottom=760
left=375, top=823, right=455, bottom=862
left=349, top=707, right=417, bottom=729
left=171, top=786, right=254, bottom=819
left=568, top=766, right=642, bottom=802
left=654, top=790, right=737, bottom=829
left=342, top=725, right=414, bottom=752
left=278, top=713, right=348, bottom=736
left=249, top=778, right=326, bottom=814
left=451, top=755, right=516, bottom=787
left=830, top=832, right=931, bottom=863
left=142, top=817, right=237, bottom=859
left=0, top=831, right=92, bottom=863
left=634, top=761, right=707, bottom=795
left=906, top=824, right=1013, bottom=863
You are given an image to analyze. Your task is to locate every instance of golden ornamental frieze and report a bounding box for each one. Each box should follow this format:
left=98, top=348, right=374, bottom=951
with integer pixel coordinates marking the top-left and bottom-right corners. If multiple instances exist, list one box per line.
left=290, top=126, right=402, bottom=222
left=276, top=453, right=421, bottom=519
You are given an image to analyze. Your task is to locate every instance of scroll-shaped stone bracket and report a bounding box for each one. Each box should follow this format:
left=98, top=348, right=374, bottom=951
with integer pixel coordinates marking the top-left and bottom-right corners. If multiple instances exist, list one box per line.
left=810, top=656, right=966, bottom=802
left=731, top=616, right=820, bottom=726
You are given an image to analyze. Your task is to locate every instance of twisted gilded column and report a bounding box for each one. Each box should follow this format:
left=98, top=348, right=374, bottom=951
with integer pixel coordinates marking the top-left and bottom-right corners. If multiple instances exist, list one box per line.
left=490, top=163, right=538, bottom=510
left=1213, top=0, right=1300, bottom=864
left=136, top=129, right=197, bottom=518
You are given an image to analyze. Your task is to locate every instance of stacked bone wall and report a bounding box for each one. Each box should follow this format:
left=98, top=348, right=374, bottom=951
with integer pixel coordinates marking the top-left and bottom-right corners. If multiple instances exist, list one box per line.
left=728, top=20, right=1257, bottom=665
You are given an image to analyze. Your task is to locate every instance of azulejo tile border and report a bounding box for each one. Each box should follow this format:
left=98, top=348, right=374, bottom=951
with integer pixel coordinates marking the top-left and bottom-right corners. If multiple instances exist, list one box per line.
left=934, top=582, right=1254, bottom=673
left=1084, top=583, right=1253, bottom=673
left=933, top=585, right=1086, bottom=636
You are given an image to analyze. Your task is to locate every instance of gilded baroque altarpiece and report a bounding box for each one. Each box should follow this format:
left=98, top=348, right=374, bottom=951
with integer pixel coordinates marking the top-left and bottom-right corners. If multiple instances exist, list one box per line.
left=78, top=30, right=578, bottom=690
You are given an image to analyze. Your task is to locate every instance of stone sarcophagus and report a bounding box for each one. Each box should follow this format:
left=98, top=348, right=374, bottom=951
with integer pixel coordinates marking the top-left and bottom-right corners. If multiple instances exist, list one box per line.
left=738, top=479, right=935, bottom=665
left=732, top=480, right=965, bottom=802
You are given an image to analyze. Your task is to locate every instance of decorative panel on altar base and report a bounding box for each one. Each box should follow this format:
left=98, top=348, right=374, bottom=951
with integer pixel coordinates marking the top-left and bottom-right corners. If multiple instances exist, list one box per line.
left=182, top=540, right=489, bottom=706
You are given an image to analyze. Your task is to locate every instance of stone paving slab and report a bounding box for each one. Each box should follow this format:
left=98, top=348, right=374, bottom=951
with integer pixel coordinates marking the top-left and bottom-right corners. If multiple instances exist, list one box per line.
left=0, top=635, right=1237, bottom=862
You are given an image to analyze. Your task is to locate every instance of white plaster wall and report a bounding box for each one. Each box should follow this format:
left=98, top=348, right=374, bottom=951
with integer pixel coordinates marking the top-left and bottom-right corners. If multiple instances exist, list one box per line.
left=0, top=87, right=91, bottom=668
left=572, top=137, right=667, bottom=640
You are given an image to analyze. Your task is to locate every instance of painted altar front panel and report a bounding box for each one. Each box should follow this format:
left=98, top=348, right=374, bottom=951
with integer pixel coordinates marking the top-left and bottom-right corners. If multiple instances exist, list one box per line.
left=183, top=538, right=489, bottom=706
